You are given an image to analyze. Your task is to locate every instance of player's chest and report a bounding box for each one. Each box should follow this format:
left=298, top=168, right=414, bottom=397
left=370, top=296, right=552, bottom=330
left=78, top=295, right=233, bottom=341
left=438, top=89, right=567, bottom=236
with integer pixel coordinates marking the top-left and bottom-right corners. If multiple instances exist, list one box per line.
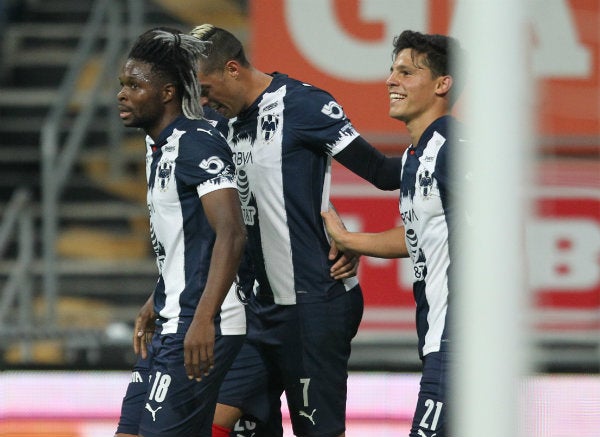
left=230, top=118, right=295, bottom=172
left=146, top=153, right=184, bottom=209
left=400, top=160, right=443, bottom=225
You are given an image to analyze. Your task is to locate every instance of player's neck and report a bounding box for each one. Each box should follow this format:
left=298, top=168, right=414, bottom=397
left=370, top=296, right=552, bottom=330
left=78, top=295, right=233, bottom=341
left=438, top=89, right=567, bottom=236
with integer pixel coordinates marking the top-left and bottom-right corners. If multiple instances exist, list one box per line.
left=147, top=108, right=182, bottom=143
left=245, top=68, right=273, bottom=110
left=406, top=110, right=449, bottom=146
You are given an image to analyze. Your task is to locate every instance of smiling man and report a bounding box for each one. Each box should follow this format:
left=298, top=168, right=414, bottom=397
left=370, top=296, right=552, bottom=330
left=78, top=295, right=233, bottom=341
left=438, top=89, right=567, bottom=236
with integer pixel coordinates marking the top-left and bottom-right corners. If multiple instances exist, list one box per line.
left=321, top=30, right=467, bottom=437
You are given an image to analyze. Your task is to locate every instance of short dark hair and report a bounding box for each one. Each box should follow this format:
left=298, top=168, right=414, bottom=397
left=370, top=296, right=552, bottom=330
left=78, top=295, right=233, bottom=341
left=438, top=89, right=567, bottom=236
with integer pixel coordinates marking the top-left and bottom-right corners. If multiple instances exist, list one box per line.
left=190, top=24, right=249, bottom=74
left=127, top=27, right=208, bottom=118
left=392, top=30, right=466, bottom=104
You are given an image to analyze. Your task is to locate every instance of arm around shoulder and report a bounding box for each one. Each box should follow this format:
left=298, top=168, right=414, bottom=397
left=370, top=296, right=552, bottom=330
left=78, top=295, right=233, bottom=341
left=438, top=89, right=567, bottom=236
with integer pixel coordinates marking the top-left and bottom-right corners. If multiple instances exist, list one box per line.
left=334, top=136, right=402, bottom=191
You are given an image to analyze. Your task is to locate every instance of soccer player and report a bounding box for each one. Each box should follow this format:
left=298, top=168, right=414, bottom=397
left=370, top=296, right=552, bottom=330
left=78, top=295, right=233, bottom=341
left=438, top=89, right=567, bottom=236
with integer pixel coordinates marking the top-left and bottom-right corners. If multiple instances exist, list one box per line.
left=321, top=31, right=467, bottom=437
left=189, top=24, right=398, bottom=437
left=115, top=27, right=247, bottom=437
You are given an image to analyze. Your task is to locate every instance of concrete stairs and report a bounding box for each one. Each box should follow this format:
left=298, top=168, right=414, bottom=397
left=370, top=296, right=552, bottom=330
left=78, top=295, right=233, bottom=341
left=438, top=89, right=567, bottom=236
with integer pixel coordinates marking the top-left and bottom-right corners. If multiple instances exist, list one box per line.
left=0, top=0, right=188, bottom=366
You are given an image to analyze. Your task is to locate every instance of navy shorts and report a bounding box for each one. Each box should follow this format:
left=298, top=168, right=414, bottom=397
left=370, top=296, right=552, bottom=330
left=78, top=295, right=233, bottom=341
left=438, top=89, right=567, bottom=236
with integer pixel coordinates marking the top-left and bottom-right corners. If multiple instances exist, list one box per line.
left=247, top=285, right=364, bottom=437
left=217, top=337, right=283, bottom=436
left=116, top=336, right=276, bottom=437
left=217, top=339, right=277, bottom=421
left=409, top=350, right=451, bottom=437
left=116, top=336, right=158, bottom=435
left=137, top=331, right=244, bottom=437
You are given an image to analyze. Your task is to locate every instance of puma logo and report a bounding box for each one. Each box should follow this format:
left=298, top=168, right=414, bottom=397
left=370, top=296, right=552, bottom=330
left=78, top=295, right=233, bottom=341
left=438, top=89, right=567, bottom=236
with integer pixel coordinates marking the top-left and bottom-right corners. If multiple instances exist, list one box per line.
left=145, top=403, right=162, bottom=422
left=299, top=408, right=317, bottom=425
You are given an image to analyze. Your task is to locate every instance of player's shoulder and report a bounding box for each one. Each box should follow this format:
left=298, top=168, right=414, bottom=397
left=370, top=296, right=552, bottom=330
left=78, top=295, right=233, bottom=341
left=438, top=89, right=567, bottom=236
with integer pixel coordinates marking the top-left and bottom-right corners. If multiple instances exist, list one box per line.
left=274, top=72, right=334, bottom=100
left=271, top=72, right=345, bottom=120
left=176, top=117, right=230, bottom=155
left=443, top=116, right=469, bottom=149
left=425, top=116, right=466, bottom=145
left=179, top=117, right=224, bottom=140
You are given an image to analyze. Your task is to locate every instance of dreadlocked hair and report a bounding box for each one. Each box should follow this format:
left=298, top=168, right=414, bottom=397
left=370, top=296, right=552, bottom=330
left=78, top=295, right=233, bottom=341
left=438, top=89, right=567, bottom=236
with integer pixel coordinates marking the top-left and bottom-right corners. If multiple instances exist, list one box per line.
left=127, top=27, right=210, bottom=119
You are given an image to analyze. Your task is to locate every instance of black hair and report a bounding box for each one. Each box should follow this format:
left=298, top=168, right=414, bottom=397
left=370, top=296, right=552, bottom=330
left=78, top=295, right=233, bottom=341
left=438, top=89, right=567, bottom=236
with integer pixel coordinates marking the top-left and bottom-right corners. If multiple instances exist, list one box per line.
left=127, top=27, right=209, bottom=119
left=190, top=24, right=249, bottom=74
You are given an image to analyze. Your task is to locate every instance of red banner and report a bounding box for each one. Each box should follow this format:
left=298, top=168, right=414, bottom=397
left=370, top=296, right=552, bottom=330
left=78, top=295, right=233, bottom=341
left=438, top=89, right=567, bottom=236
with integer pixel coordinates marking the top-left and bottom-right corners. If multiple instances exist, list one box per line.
left=250, top=0, right=599, bottom=145
left=330, top=164, right=600, bottom=312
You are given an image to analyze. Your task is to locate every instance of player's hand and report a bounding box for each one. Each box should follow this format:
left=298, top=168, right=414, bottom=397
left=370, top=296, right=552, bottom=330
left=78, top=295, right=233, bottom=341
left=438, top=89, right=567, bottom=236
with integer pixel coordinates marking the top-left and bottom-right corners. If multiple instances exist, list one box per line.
left=329, top=247, right=360, bottom=280
left=321, top=209, right=349, bottom=251
left=324, top=209, right=360, bottom=279
left=133, top=296, right=156, bottom=359
left=183, top=318, right=215, bottom=381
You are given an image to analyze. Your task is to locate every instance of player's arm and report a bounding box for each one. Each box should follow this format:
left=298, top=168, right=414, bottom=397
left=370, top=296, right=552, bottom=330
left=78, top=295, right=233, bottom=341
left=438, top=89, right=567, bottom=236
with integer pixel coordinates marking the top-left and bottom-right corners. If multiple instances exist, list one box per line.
left=299, top=89, right=400, bottom=190
left=321, top=208, right=408, bottom=259
left=334, top=136, right=402, bottom=191
left=184, top=187, right=246, bottom=381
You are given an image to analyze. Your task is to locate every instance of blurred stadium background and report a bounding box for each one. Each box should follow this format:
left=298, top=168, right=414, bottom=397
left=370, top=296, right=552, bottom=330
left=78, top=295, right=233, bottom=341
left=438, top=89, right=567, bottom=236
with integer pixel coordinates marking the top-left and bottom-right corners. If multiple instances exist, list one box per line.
left=0, top=0, right=598, bottom=435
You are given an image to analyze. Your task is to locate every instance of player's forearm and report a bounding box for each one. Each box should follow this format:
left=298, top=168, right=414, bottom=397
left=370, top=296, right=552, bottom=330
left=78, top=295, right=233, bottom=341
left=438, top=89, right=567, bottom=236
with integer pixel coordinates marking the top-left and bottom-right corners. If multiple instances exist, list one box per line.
left=194, top=229, right=246, bottom=322
left=337, top=226, right=408, bottom=259
left=335, top=137, right=402, bottom=191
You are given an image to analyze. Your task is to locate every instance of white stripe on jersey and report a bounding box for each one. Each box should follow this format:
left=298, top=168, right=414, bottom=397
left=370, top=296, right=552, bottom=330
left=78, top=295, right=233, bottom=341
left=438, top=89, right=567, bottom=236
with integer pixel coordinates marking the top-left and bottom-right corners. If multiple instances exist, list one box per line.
left=419, top=131, right=448, bottom=355
left=253, top=86, right=296, bottom=304
left=149, top=130, right=185, bottom=333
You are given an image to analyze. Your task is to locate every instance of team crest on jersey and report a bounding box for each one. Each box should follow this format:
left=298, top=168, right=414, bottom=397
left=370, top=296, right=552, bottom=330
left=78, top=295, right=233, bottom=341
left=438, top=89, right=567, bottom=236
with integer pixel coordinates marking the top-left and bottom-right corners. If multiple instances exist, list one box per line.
left=259, top=113, right=279, bottom=142
left=157, top=160, right=174, bottom=191
left=418, top=169, right=434, bottom=197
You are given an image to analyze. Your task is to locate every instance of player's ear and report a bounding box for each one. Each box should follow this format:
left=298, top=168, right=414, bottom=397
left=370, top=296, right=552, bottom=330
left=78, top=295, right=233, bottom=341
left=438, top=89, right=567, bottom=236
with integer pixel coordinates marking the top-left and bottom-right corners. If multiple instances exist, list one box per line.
left=436, top=75, right=453, bottom=97
left=224, top=60, right=240, bottom=80
left=162, top=82, right=176, bottom=104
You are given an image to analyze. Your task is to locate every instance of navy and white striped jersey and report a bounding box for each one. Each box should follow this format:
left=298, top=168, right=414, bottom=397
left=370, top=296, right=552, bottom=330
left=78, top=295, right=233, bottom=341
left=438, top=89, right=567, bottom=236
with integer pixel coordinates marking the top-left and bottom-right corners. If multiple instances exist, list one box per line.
left=400, top=115, right=459, bottom=358
left=227, top=73, right=359, bottom=305
left=145, top=114, right=244, bottom=335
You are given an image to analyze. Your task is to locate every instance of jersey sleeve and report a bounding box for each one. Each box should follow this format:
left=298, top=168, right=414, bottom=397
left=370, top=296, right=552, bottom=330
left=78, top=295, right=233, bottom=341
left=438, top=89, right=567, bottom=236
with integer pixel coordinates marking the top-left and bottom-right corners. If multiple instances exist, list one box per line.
left=335, top=137, right=402, bottom=190
left=176, top=128, right=237, bottom=197
left=289, top=85, right=360, bottom=156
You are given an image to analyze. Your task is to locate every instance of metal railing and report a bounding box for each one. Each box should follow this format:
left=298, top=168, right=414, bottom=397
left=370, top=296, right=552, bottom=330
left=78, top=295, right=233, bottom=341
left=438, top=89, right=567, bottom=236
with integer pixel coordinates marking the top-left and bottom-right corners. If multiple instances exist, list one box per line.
left=0, top=188, right=34, bottom=361
left=40, top=0, right=143, bottom=327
